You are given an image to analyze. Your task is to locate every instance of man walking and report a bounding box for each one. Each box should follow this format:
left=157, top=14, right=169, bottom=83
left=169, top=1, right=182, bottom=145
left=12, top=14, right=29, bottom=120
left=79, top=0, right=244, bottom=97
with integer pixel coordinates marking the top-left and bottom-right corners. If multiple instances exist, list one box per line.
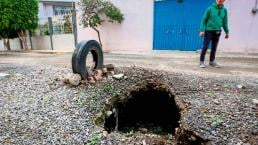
left=199, top=0, right=229, bottom=68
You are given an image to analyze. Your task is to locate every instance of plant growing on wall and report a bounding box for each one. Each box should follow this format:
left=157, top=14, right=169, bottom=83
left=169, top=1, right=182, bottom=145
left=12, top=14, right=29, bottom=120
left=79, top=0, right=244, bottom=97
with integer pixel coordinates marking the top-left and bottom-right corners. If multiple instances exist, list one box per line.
left=0, top=0, right=38, bottom=50
left=78, top=0, right=124, bottom=46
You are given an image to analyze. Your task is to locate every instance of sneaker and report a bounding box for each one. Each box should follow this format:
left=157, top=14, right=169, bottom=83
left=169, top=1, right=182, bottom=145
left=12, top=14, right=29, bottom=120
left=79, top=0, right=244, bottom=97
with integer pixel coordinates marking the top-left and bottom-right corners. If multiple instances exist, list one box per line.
left=209, top=61, right=221, bottom=67
left=199, top=62, right=206, bottom=68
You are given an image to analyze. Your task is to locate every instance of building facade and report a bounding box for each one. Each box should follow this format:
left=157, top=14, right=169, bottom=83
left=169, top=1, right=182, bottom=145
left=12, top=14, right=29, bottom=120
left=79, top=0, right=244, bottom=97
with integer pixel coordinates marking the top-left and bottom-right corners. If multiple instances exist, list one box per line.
left=0, top=0, right=76, bottom=51
left=77, top=0, right=258, bottom=53
left=38, top=0, right=75, bottom=23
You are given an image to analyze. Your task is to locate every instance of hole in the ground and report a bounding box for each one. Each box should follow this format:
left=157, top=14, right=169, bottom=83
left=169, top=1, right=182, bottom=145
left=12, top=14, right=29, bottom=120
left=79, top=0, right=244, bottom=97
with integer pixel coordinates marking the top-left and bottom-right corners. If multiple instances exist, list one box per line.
left=104, top=81, right=180, bottom=135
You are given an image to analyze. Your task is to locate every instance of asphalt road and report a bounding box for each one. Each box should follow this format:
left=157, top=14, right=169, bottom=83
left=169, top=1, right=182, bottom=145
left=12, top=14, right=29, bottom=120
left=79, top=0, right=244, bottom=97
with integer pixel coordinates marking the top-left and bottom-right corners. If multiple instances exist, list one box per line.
left=0, top=51, right=258, bottom=78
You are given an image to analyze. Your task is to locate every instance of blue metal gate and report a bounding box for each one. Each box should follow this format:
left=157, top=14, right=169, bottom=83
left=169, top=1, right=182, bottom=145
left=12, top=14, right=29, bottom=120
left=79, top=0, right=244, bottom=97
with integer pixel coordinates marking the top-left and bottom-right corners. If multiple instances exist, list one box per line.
left=153, top=0, right=213, bottom=51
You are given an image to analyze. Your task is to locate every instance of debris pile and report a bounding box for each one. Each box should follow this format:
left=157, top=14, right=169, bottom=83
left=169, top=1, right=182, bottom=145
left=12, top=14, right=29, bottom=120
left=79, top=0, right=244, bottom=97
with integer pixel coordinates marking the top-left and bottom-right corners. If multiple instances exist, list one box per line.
left=62, top=64, right=126, bottom=86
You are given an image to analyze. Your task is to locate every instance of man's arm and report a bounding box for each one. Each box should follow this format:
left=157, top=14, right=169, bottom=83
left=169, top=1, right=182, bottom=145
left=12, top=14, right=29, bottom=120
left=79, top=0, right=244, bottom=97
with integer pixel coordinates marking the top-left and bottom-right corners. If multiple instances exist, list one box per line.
left=223, top=9, right=229, bottom=38
left=200, top=8, right=210, bottom=37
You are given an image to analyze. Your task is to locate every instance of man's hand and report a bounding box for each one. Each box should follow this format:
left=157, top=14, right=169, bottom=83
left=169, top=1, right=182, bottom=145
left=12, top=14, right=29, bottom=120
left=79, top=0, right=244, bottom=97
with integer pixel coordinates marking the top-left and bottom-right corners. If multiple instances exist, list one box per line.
left=225, top=34, right=229, bottom=39
left=199, top=32, right=205, bottom=37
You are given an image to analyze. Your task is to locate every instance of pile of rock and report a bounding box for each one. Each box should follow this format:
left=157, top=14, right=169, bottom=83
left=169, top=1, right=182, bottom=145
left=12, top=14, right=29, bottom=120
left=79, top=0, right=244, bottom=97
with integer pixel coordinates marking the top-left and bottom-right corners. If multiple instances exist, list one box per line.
left=62, top=64, right=125, bottom=86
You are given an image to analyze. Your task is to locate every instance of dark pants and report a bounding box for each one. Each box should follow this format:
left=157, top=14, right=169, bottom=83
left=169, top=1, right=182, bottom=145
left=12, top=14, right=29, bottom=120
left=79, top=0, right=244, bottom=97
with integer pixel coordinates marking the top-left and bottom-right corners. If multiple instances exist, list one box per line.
left=200, top=31, right=221, bottom=62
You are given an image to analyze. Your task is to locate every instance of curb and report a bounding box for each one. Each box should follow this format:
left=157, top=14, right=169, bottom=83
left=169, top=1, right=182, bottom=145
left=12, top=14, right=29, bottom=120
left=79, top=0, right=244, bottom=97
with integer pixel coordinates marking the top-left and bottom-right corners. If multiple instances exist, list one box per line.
left=0, top=50, right=73, bottom=55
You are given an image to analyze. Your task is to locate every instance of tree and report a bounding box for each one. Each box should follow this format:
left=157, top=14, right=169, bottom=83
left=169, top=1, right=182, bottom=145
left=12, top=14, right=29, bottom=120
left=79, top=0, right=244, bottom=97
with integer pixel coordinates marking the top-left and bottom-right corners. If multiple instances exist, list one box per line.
left=0, top=0, right=38, bottom=50
left=78, top=0, right=124, bottom=46
left=0, top=29, right=18, bottom=50
left=0, top=0, right=17, bottom=50
left=63, top=15, right=73, bottom=34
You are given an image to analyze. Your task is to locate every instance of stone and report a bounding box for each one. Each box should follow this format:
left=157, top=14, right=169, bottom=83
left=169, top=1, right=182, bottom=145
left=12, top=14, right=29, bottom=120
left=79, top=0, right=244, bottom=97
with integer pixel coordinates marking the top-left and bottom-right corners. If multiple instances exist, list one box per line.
left=102, top=131, right=108, bottom=137
left=213, top=99, right=220, bottom=105
left=0, top=73, right=10, bottom=77
left=64, top=73, right=82, bottom=86
left=88, top=77, right=96, bottom=84
left=252, top=99, right=258, bottom=105
left=110, top=71, right=115, bottom=76
left=106, top=111, right=113, bottom=117
left=236, top=85, right=245, bottom=89
left=113, top=74, right=124, bottom=80
left=211, top=130, right=217, bottom=135
left=142, top=140, right=146, bottom=145
left=80, top=80, right=88, bottom=85
left=102, top=68, right=108, bottom=74
left=105, top=64, right=115, bottom=71
left=94, top=69, right=103, bottom=81
left=15, top=73, right=23, bottom=77
left=63, top=100, right=71, bottom=109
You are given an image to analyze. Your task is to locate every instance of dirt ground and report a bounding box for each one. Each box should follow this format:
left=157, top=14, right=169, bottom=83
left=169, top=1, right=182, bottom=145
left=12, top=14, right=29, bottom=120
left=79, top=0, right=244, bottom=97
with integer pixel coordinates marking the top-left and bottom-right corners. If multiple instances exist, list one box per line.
left=0, top=51, right=258, bottom=78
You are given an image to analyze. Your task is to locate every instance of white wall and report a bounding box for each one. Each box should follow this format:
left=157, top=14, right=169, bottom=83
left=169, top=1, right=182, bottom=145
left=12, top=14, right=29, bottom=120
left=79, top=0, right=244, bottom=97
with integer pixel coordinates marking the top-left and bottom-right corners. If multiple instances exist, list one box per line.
left=38, top=2, right=45, bottom=19
left=32, top=34, right=74, bottom=50
left=38, top=3, right=54, bottom=20
left=219, top=0, right=258, bottom=53
left=78, top=0, right=258, bottom=53
left=45, top=4, right=54, bottom=18
left=0, top=34, right=74, bottom=51
left=38, top=2, right=54, bottom=24
left=0, top=38, right=23, bottom=50
left=77, top=0, right=154, bottom=52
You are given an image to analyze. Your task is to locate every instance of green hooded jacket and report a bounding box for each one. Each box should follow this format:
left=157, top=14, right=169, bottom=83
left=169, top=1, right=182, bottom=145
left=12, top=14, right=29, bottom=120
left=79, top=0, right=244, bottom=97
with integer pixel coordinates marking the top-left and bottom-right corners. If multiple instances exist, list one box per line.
left=200, top=3, right=229, bottom=34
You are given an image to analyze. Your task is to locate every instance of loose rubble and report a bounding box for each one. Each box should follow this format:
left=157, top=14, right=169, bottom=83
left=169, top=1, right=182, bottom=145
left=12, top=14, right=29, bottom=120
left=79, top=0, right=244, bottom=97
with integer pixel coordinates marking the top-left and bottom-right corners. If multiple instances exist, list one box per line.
left=0, top=64, right=257, bottom=145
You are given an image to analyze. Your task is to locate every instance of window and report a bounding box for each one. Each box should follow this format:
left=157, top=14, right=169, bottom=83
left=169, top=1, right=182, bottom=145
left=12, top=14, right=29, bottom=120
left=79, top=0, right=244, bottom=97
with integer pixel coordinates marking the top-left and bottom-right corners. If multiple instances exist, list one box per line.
left=54, top=6, right=72, bottom=16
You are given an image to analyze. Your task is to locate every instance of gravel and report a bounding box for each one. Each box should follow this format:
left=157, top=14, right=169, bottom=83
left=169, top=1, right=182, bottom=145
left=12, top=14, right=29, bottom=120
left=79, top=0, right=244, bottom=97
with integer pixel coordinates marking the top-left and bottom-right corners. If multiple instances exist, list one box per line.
left=0, top=64, right=257, bottom=145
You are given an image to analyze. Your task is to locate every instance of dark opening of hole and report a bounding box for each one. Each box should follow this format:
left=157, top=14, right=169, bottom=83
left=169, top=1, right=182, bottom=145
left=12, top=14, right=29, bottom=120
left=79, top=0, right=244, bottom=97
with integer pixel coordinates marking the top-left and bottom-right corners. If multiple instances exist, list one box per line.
left=104, top=111, right=117, bottom=133
left=104, top=86, right=181, bottom=135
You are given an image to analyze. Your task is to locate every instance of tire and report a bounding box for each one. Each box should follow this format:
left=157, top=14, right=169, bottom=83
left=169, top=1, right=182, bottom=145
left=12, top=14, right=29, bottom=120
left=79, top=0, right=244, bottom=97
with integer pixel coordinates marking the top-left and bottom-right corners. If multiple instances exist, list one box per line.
left=72, top=40, right=104, bottom=80
left=72, top=41, right=88, bottom=73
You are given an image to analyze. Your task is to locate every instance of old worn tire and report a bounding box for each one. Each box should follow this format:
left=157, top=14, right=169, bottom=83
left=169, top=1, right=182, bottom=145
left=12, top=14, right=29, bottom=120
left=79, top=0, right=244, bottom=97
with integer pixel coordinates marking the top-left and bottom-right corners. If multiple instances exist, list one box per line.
left=72, top=40, right=103, bottom=80
left=72, top=41, right=88, bottom=73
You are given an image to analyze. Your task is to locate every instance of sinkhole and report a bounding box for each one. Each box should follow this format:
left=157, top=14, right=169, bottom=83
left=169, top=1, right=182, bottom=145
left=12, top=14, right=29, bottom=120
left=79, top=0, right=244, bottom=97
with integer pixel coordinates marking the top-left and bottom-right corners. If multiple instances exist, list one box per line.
left=103, top=81, right=181, bottom=135
left=96, top=80, right=208, bottom=144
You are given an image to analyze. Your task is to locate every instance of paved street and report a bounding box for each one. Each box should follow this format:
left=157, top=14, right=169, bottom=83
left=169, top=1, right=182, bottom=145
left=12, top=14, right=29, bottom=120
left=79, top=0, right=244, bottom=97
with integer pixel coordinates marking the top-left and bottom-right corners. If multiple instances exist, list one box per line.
left=0, top=50, right=258, bottom=78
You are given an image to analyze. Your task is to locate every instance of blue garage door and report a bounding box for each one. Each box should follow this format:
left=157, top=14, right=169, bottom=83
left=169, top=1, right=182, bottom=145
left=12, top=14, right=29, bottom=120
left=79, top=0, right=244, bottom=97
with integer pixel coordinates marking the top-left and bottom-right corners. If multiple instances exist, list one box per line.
left=153, top=0, right=213, bottom=51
